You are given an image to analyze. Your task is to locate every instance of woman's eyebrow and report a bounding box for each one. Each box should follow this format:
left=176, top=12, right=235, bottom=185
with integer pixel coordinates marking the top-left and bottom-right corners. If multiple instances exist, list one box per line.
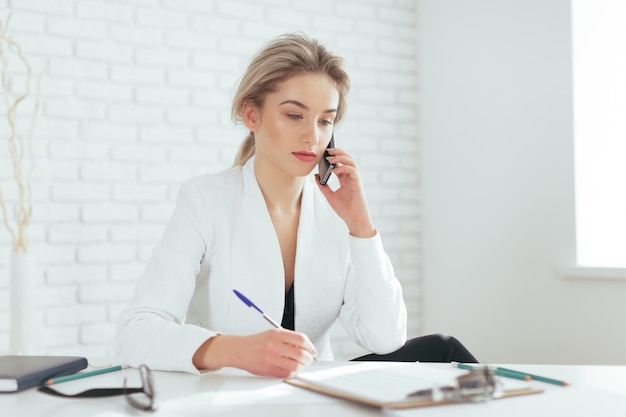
left=279, top=99, right=337, bottom=114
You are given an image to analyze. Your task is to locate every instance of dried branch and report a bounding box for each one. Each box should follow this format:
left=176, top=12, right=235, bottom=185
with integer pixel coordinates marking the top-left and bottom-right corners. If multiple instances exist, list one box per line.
left=0, top=13, right=45, bottom=254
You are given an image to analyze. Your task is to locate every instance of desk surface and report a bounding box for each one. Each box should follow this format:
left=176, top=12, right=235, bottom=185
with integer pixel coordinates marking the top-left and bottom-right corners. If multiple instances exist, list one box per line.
left=2, top=362, right=625, bottom=417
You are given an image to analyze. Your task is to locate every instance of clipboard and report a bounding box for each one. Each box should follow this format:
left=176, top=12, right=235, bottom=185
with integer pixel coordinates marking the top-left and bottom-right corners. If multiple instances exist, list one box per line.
left=284, top=362, right=543, bottom=409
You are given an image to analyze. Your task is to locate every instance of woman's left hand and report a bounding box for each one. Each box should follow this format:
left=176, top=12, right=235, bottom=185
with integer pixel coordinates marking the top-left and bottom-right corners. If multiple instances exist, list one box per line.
left=316, top=148, right=376, bottom=238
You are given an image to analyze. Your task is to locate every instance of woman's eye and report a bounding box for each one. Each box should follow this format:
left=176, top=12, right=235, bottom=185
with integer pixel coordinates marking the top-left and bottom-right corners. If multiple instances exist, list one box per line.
left=288, top=114, right=302, bottom=120
left=320, top=119, right=333, bottom=126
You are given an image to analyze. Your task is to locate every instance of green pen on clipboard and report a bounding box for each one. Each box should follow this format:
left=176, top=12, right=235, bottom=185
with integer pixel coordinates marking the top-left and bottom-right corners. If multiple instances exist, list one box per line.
left=452, top=362, right=569, bottom=386
left=496, top=366, right=570, bottom=386
left=452, top=362, right=529, bottom=381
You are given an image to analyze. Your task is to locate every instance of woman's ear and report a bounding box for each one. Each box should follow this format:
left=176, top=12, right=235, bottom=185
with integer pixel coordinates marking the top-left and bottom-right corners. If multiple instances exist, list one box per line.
left=242, top=101, right=259, bottom=131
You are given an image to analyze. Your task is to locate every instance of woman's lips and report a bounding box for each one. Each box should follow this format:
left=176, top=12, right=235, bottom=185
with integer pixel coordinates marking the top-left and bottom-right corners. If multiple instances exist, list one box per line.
left=292, top=151, right=316, bottom=162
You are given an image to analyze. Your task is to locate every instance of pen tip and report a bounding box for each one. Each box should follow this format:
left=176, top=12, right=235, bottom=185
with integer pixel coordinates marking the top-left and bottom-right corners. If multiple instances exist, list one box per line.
left=232, top=289, right=264, bottom=314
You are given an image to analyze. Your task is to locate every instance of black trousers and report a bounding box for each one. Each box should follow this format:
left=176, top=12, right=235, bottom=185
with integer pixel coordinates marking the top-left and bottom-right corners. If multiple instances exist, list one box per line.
left=351, top=334, right=478, bottom=363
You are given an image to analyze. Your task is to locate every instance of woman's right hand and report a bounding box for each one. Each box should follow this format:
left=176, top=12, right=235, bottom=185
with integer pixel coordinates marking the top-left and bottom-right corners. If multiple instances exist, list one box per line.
left=193, top=329, right=316, bottom=378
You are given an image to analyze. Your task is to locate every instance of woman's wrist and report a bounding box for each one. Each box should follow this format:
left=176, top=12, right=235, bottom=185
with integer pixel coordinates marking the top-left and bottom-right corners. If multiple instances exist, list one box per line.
left=193, top=334, right=237, bottom=370
left=349, top=224, right=377, bottom=239
left=344, top=205, right=376, bottom=239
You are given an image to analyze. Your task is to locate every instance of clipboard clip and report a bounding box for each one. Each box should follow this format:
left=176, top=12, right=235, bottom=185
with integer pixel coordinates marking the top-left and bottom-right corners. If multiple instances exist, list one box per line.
left=408, top=365, right=501, bottom=403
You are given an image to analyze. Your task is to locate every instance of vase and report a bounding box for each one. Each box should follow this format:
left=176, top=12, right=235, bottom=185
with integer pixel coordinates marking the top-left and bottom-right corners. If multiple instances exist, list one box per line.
left=9, top=252, right=38, bottom=355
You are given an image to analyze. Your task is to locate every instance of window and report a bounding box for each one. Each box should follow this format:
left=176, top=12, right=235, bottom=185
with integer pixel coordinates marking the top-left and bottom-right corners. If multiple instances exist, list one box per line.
left=571, top=0, right=626, bottom=268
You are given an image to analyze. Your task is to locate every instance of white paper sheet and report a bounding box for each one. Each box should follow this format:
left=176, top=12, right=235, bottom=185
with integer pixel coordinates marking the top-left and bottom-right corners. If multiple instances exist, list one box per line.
left=290, top=362, right=466, bottom=403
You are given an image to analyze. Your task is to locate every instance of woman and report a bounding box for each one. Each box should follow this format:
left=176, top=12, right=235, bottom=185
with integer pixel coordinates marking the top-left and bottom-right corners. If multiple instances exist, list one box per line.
left=115, top=33, right=476, bottom=378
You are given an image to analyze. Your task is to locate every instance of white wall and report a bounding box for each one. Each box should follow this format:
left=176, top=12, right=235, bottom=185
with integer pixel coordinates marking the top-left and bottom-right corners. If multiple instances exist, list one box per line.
left=418, top=0, right=626, bottom=365
left=0, top=0, right=420, bottom=359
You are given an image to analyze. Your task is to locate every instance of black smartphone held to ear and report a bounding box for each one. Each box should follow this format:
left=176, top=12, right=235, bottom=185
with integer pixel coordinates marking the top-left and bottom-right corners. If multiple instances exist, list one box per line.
left=318, top=134, right=335, bottom=185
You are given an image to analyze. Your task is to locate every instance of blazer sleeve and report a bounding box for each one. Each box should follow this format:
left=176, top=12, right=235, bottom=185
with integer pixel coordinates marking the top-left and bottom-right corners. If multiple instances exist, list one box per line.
left=114, top=180, right=215, bottom=374
left=338, top=232, right=408, bottom=354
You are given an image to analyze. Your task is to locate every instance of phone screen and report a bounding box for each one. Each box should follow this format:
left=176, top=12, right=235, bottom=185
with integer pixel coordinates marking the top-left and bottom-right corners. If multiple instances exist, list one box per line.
left=318, top=134, right=335, bottom=185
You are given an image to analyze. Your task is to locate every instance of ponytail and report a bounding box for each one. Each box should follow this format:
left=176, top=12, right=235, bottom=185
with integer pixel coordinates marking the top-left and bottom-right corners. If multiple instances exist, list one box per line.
left=233, top=132, right=255, bottom=166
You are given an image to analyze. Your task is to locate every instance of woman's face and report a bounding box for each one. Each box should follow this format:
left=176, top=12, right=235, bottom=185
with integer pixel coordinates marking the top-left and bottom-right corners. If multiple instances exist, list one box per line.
left=244, top=72, right=339, bottom=179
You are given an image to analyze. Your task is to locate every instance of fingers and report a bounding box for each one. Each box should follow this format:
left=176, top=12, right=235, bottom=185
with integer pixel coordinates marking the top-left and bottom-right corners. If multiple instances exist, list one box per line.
left=323, top=149, right=360, bottom=183
left=276, top=330, right=317, bottom=365
left=315, top=147, right=374, bottom=237
left=242, top=330, right=317, bottom=378
left=324, top=147, right=356, bottom=169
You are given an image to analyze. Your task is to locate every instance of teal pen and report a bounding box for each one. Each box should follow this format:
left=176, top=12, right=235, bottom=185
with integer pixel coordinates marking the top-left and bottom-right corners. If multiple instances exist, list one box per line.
left=452, top=362, right=530, bottom=381
left=452, top=362, right=569, bottom=386
left=45, top=364, right=128, bottom=385
left=496, top=366, right=570, bottom=386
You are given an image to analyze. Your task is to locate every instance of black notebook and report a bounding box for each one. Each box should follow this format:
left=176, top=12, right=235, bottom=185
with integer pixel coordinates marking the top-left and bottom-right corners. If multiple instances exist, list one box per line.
left=0, top=355, right=88, bottom=392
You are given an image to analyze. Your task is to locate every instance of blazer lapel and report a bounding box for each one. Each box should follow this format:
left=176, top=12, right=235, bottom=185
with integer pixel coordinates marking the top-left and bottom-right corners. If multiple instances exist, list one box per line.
left=230, top=159, right=285, bottom=333
left=293, top=178, right=344, bottom=336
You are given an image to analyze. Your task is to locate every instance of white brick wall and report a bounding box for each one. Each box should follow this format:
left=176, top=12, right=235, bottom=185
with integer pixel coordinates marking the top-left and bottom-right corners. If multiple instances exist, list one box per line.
left=0, top=0, right=420, bottom=360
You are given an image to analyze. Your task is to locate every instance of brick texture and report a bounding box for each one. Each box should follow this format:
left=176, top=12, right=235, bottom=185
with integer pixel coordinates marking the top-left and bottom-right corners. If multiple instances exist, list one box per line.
left=0, top=0, right=420, bottom=360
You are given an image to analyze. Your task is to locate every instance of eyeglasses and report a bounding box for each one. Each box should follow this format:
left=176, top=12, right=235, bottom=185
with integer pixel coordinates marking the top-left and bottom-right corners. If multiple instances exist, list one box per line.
left=124, top=364, right=158, bottom=412
left=407, top=365, right=502, bottom=403
left=39, top=363, right=158, bottom=413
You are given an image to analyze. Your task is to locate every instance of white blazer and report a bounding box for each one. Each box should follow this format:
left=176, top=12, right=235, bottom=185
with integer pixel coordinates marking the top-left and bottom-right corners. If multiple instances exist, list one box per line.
left=114, top=157, right=407, bottom=373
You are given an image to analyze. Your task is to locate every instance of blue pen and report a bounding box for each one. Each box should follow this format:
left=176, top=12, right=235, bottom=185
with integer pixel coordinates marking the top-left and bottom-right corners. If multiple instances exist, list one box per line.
left=233, top=289, right=282, bottom=328
left=233, top=289, right=318, bottom=360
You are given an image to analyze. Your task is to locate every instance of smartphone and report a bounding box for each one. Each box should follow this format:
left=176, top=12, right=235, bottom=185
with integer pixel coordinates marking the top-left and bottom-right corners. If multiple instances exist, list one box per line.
left=318, top=134, right=335, bottom=185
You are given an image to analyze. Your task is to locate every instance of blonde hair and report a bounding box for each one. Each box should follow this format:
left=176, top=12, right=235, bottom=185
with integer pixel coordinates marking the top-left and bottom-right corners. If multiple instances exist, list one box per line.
left=231, top=33, right=350, bottom=166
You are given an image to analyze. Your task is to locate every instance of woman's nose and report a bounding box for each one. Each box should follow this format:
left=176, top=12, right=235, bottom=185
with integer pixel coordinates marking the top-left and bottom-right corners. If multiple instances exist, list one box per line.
left=302, top=122, right=321, bottom=145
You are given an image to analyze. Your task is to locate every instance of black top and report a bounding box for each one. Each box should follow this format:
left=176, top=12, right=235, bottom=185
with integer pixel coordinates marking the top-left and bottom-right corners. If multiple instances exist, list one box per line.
left=281, top=283, right=295, bottom=330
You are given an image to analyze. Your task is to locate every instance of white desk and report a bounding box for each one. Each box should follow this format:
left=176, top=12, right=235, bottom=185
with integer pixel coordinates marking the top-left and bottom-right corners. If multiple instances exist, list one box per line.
left=2, top=362, right=625, bottom=417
